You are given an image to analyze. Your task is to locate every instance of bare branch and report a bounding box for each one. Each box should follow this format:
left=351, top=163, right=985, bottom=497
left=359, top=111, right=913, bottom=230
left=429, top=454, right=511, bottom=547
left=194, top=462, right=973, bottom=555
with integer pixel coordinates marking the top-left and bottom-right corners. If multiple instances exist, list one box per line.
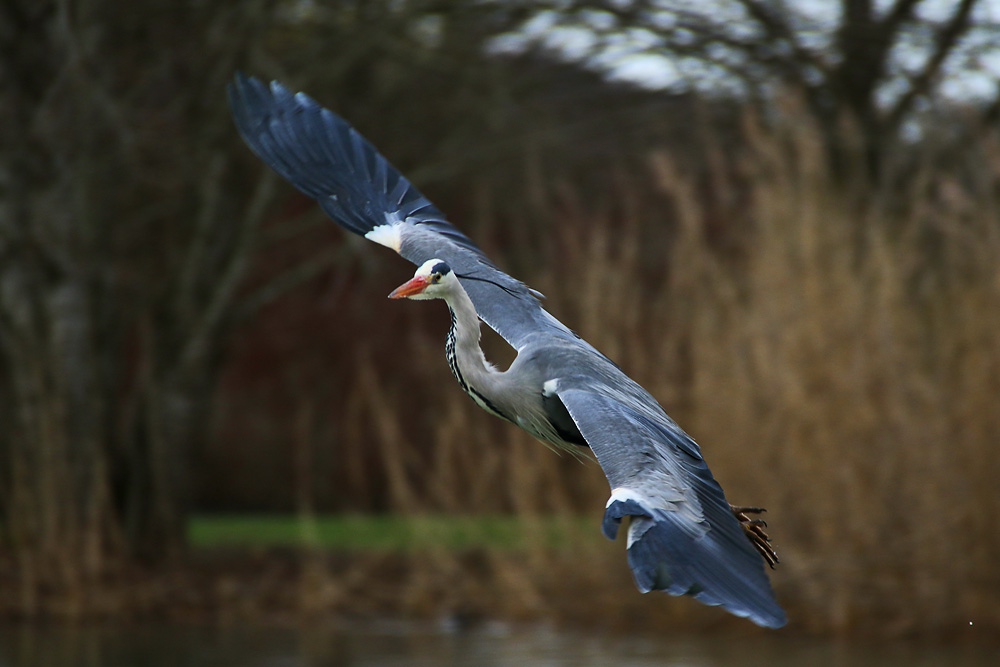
left=734, top=0, right=831, bottom=79
left=235, top=246, right=351, bottom=324
left=175, top=153, right=227, bottom=325
left=176, top=168, right=276, bottom=377
left=885, top=0, right=979, bottom=133
left=880, top=0, right=923, bottom=33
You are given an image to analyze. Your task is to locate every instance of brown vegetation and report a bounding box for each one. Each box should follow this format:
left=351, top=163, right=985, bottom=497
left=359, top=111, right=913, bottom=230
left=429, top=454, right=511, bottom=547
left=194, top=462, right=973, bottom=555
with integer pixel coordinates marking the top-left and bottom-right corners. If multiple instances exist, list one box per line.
left=209, top=105, right=1000, bottom=638
left=3, top=0, right=999, bottom=640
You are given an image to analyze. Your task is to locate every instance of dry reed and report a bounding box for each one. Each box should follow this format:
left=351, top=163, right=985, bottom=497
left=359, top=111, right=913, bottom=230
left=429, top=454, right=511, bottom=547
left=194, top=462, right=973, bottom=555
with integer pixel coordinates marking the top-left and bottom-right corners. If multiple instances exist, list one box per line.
left=310, top=110, right=1000, bottom=637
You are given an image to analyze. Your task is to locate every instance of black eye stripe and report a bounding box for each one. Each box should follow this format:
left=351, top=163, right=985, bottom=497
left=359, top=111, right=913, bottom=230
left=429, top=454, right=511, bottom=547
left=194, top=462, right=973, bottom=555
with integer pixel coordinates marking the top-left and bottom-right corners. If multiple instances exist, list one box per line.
left=430, top=261, right=451, bottom=276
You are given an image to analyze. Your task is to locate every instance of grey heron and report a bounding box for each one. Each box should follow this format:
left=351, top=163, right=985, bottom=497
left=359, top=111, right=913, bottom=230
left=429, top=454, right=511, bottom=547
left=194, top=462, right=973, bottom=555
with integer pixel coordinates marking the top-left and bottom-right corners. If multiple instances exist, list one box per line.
left=228, top=74, right=786, bottom=629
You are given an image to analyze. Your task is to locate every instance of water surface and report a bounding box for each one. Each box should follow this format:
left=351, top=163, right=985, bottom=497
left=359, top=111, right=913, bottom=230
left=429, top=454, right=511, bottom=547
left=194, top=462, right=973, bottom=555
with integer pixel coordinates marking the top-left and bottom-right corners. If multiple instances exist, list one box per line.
left=0, top=621, right=994, bottom=666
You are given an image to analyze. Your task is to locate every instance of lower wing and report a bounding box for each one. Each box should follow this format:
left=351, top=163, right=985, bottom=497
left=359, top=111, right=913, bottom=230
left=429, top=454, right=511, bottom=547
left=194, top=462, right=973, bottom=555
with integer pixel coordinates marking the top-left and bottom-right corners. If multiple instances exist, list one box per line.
left=557, top=387, right=786, bottom=628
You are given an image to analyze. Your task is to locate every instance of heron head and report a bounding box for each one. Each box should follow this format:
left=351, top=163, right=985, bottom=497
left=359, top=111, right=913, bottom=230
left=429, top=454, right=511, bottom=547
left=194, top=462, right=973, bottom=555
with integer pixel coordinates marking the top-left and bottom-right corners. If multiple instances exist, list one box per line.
left=388, top=259, right=455, bottom=301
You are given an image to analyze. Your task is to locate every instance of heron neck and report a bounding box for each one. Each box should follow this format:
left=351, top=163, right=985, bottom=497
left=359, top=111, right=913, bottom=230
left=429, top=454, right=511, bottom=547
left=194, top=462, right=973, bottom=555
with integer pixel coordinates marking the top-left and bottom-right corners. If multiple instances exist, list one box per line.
left=444, top=285, right=498, bottom=390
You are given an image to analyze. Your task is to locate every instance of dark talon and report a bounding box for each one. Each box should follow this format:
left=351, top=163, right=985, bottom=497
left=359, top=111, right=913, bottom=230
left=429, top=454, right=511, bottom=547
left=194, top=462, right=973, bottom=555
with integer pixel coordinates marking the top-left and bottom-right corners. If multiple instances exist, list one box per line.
left=730, top=504, right=780, bottom=569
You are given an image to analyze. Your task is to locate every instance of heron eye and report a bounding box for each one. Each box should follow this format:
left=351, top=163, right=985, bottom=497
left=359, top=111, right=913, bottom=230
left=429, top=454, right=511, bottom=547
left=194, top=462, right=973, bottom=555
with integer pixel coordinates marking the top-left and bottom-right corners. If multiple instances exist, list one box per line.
left=430, top=273, right=441, bottom=284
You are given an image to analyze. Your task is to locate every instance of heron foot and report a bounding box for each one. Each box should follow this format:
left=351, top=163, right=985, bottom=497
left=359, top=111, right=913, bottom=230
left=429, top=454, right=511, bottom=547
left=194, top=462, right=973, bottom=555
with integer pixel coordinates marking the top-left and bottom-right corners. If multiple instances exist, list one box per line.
left=730, top=505, right=779, bottom=569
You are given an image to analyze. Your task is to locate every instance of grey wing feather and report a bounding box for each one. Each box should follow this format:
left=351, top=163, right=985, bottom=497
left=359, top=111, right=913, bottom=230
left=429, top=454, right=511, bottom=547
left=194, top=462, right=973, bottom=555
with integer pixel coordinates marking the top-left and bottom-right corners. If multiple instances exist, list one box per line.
left=228, top=73, right=462, bottom=246
left=228, top=73, right=578, bottom=350
left=556, top=387, right=787, bottom=629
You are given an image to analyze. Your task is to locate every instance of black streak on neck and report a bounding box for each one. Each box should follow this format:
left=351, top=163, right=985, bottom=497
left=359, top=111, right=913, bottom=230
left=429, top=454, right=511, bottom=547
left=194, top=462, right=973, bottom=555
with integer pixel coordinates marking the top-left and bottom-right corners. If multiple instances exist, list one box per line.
left=445, top=305, right=513, bottom=423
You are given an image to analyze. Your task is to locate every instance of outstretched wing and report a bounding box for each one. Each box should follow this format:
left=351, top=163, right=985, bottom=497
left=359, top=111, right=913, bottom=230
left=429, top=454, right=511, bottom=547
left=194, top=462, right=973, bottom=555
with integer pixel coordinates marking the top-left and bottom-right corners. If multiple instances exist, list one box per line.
left=227, top=73, right=581, bottom=351
left=556, top=387, right=786, bottom=629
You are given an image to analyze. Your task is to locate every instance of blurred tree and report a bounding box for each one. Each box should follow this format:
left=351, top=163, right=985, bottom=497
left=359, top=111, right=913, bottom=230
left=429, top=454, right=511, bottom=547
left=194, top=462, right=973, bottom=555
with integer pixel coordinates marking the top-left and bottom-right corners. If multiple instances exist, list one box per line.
left=0, top=0, right=818, bottom=610
left=0, top=0, right=635, bottom=607
left=0, top=0, right=282, bottom=598
left=501, top=0, right=996, bottom=178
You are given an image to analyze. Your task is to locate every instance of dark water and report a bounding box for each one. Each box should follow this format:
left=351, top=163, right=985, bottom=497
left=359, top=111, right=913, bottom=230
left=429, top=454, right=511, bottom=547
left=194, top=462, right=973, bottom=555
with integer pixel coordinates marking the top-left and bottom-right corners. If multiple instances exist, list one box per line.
left=0, top=621, right=994, bottom=666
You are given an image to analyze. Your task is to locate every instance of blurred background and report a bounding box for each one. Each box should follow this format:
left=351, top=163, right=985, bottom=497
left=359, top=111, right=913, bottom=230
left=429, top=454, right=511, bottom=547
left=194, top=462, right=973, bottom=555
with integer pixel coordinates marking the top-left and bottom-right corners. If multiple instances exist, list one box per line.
left=2, top=0, right=1000, bottom=662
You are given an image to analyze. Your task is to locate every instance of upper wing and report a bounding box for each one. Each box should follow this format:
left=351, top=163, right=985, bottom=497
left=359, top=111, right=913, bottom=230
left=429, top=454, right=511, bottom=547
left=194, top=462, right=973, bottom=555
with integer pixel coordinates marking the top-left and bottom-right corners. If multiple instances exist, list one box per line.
left=227, top=73, right=581, bottom=351
left=556, top=386, right=786, bottom=629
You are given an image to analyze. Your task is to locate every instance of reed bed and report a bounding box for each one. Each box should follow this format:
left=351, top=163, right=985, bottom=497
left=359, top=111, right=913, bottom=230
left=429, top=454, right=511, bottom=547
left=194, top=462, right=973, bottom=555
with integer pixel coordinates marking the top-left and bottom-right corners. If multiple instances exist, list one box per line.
left=240, top=111, right=1000, bottom=638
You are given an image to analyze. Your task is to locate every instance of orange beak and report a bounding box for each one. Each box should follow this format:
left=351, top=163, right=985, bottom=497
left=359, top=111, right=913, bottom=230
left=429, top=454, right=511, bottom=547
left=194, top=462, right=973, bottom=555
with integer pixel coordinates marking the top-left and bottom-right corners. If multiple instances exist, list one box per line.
left=388, top=275, right=429, bottom=299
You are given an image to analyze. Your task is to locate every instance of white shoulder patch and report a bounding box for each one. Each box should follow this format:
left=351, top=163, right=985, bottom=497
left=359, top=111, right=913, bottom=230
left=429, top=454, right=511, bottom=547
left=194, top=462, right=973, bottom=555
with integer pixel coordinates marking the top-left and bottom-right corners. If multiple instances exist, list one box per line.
left=606, top=486, right=647, bottom=508
left=364, top=222, right=403, bottom=253
left=542, top=378, right=559, bottom=396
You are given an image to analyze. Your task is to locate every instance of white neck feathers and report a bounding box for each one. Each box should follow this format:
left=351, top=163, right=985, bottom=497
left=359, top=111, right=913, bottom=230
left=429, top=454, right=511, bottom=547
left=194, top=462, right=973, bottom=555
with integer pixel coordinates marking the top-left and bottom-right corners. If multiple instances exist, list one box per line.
left=444, top=280, right=499, bottom=386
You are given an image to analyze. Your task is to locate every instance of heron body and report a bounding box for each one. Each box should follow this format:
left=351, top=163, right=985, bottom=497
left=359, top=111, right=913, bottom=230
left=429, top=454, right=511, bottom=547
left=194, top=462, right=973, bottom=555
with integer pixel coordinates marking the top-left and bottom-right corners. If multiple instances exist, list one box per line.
left=229, top=74, right=786, bottom=629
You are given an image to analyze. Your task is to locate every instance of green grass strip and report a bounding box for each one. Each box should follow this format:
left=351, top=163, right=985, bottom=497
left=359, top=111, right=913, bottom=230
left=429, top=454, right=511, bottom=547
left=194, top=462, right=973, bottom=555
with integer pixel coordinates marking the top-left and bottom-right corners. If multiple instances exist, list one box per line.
left=188, top=514, right=597, bottom=552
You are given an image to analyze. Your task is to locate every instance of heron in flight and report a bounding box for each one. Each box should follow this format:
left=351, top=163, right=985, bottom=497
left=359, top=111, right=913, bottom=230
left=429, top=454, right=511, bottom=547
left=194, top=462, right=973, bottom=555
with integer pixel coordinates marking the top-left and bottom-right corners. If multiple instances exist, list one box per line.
left=228, top=74, right=785, bottom=628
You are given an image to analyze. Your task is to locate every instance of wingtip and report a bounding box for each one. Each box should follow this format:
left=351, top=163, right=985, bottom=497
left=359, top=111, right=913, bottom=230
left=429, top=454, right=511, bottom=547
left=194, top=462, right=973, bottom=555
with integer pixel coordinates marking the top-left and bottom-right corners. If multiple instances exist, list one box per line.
left=624, top=506, right=787, bottom=629
left=228, top=70, right=259, bottom=101
left=724, top=591, right=787, bottom=629
left=736, top=600, right=787, bottom=628
left=756, top=609, right=788, bottom=629
left=227, top=72, right=270, bottom=135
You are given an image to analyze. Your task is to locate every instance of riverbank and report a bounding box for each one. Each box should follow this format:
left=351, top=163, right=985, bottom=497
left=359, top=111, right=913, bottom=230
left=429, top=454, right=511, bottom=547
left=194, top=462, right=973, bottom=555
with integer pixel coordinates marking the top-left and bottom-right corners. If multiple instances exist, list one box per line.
left=2, top=518, right=997, bottom=644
